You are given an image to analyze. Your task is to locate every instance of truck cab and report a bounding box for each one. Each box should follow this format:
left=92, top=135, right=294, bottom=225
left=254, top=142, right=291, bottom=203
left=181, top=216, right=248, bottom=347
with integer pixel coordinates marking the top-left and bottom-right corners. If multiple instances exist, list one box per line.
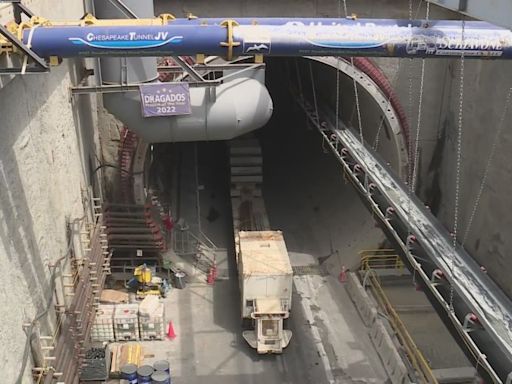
left=243, top=298, right=292, bottom=354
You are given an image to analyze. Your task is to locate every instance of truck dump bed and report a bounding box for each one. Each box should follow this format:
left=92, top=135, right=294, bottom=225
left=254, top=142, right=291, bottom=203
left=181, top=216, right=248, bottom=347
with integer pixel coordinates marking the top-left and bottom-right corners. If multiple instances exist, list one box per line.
left=238, top=231, right=293, bottom=276
left=238, top=230, right=293, bottom=320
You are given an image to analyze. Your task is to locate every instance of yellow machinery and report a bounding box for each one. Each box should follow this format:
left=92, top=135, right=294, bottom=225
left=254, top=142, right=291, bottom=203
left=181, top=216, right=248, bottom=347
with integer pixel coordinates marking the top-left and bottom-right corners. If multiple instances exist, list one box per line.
left=132, top=264, right=168, bottom=298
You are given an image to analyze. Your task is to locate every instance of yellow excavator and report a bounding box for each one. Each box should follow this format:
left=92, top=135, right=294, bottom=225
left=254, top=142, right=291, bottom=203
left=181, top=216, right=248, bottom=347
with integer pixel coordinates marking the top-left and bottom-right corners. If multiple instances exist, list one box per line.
left=130, top=264, right=169, bottom=299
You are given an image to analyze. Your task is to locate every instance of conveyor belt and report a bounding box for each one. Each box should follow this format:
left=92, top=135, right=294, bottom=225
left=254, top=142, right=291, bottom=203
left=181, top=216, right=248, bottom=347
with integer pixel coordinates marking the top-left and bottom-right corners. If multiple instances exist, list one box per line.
left=293, top=92, right=512, bottom=383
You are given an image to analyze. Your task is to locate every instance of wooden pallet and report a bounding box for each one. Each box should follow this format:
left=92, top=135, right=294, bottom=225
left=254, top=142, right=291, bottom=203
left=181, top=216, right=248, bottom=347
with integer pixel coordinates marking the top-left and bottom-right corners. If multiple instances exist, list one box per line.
left=109, top=343, right=144, bottom=377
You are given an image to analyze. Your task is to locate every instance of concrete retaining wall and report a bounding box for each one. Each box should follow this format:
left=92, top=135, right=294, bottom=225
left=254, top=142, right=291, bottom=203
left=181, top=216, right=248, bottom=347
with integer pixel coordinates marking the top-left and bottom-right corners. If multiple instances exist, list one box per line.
left=0, top=1, right=97, bottom=382
left=370, top=319, right=410, bottom=384
left=346, top=272, right=410, bottom=384
left=346, top=272, right=378, bottom=326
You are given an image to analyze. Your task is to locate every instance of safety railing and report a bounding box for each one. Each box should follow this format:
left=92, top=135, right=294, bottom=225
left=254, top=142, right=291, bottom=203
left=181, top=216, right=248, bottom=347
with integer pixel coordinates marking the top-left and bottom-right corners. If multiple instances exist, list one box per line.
left=359, top=249, right=404, bottom=272
left=360, top=252, right=438, bottom=384
left=171, top=224, right=217, bottom=274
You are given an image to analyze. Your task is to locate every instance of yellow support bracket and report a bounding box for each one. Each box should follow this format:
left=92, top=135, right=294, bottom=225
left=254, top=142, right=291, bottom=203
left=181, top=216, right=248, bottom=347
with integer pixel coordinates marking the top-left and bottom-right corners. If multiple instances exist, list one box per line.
left=196, top=53, right=205, bottom=64
left=220, top=19, right=240, bottom=61
left=158, top=13, right=176, bottom=24
left=49, top=56, right=60, bottom=66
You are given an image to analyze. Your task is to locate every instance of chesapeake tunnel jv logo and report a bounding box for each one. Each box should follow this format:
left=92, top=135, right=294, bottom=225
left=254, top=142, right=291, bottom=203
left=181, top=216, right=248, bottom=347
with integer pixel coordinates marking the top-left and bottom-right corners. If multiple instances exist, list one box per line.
left=69, top=31, right=183, bottom=49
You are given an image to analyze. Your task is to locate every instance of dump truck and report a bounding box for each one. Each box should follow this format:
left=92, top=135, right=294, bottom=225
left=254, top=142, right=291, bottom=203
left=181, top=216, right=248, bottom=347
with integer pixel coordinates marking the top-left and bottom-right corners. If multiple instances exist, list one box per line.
left=237, top=230, right=293, bottom=353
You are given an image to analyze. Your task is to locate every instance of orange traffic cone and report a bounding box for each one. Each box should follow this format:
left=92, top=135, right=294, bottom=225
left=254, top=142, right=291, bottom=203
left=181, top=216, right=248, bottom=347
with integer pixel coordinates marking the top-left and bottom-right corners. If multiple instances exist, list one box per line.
left=339, top=266, right=347, bottom=283
left=167, top=320, right=176, bottom=339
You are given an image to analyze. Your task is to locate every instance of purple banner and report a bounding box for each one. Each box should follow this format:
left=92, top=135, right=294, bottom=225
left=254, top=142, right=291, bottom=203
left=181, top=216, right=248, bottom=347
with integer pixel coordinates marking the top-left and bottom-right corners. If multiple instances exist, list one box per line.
left=139, top=83, right=191, bottom=117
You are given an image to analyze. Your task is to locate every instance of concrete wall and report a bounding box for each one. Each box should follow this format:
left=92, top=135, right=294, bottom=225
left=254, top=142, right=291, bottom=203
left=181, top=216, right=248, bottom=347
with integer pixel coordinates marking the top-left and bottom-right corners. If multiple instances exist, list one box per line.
left=430, top=60, right=512, bottom=299
left=0, top=1, right=99, bottom=381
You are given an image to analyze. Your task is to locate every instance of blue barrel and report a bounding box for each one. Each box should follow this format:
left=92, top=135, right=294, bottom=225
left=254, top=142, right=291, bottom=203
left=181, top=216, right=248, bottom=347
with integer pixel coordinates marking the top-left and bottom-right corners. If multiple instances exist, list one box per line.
left=151, top=371, right=171, bottom=384
left=137, top=365, right=154, bottom=383
left=153, top=360, right=170, bottom=373
left=120, top=364, right=138, bottom=384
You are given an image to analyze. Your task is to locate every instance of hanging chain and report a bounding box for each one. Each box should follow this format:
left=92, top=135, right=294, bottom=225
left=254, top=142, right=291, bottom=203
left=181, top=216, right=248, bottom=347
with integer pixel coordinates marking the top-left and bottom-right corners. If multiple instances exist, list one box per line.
left=352, top=60, right=364, bottom=145
left=335, top=0, right=343, bottom=132
left=411, top=2, right=430, bottom=191
left=373, top=61, right=403, bottom=151
left=340, top=0, right=364, bottom=145
left=462, top=86, right=512, bottom=246
left=309, top=62, right=320, bottom=126
left=449, top=17, right=466, bottom=311
left=453, top=18, right=466, bottom=250
left=406, top=1, right=428, bottom=287
left=407, top=0, right=414, bottom=190
left=336, top=59, right=341, bottom=131
left=373, top=15, right=426, bottom=153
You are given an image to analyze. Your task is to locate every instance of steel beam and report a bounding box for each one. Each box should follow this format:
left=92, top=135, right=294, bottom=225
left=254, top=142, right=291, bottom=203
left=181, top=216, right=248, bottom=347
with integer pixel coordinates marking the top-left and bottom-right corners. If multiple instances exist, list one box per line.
left=70, top=80, right=220, bottom=95
left=106, top=0, right=137, bottom=19
left=171, top=56, right=205, bottom=82
left=158, top=63, right=265, bottom=73
left=427, top=0, right=512, bottom=30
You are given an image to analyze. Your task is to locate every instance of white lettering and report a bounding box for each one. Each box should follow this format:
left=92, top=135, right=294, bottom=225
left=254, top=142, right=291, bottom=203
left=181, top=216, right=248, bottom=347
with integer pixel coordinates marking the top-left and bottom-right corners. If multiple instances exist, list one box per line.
left=155, top=31, right=169, bottom=40
left=144, top=93, right=187, bottom=104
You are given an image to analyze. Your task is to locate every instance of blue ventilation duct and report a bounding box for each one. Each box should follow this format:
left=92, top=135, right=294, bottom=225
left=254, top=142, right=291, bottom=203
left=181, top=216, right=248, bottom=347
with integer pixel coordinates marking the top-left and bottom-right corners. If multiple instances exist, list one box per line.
left=22, top=18, right=512, bottom=59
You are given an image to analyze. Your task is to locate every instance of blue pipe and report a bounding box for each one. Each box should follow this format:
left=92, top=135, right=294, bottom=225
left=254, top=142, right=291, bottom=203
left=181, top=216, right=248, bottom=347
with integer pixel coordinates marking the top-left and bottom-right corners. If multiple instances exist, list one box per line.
left=22, top=18, right=512, bottom=59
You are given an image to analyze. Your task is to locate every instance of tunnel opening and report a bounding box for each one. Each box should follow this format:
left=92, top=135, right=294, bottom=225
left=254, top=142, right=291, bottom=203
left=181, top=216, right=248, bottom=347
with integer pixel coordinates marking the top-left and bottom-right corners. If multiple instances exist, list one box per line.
left=142, top=56, right=410, bottom=270
left=111, top=55, right=412, bottom=280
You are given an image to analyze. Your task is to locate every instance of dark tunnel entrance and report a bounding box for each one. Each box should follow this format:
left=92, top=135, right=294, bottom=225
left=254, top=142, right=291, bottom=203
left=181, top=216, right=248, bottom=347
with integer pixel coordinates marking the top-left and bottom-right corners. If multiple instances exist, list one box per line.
left=147, top=56, right=410, bottom=269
